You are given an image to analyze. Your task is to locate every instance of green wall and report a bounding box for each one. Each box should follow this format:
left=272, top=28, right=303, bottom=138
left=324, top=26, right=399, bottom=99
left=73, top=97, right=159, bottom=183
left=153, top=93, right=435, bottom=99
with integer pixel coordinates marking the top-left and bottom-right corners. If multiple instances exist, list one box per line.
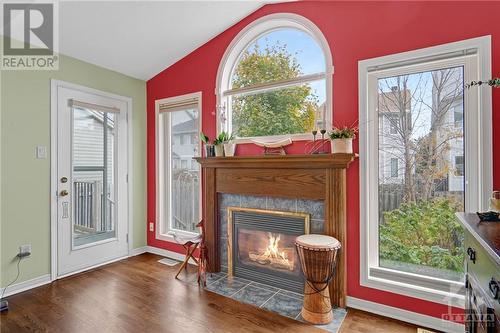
left=0, top=53, right=147, bottom=288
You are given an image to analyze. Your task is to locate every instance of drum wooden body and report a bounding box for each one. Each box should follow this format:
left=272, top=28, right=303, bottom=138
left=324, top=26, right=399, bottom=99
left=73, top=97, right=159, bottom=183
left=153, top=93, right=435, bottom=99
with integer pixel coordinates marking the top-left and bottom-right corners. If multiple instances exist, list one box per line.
left=295, top=234, right=341, bottom=325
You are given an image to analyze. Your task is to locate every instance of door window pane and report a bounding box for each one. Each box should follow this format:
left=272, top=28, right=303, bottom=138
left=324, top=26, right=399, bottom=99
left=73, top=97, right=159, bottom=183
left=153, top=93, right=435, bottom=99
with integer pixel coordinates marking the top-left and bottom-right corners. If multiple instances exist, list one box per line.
left=378, top=67, right=465, bottom=281
left=72, top=108, right=115, bottom=247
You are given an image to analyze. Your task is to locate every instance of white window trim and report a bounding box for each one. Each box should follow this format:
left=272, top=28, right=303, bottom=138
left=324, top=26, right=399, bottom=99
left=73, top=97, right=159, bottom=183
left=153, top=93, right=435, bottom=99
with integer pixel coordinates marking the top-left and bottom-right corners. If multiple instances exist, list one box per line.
left=216, top=13, right=334, bottom=143
left=359, top=36, right=492, bottom=308
left=155, top=92, right=202, bottom=242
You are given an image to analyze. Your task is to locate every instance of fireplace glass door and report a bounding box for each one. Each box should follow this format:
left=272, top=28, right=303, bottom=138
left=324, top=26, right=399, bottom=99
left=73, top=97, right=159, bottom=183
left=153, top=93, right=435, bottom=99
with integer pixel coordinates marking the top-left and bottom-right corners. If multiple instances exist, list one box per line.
left=229, top=208, right=309, bottom=293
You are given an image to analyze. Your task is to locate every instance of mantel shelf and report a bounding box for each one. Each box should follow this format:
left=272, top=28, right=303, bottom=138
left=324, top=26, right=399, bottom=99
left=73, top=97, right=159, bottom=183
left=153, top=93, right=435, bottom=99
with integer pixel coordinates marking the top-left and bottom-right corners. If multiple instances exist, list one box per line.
left=194, top=153, right=357, bottom=169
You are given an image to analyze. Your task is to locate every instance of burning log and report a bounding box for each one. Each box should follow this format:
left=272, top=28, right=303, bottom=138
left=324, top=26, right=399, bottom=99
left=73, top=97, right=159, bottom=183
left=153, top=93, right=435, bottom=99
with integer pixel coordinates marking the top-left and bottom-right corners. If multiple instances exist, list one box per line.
left=247, top=234, right=294, bottom=271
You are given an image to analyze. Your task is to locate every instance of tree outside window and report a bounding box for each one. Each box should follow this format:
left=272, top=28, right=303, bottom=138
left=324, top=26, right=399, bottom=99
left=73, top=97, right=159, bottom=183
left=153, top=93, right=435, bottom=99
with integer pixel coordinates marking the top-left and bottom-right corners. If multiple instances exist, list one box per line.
left=377, top=67, right=465, bottom=281
left=225, top=28, right=328, bottom=139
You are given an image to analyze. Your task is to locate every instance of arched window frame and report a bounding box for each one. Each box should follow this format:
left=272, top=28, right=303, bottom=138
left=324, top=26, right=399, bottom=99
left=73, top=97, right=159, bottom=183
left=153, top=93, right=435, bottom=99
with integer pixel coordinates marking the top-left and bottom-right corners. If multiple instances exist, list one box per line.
left=216, top=13, right=334, bottom=142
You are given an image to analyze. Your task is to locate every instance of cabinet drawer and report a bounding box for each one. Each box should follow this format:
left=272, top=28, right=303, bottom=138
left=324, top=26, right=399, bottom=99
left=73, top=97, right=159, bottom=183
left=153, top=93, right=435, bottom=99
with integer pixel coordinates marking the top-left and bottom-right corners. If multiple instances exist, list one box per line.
left=465, top=232, right=500, bottom=315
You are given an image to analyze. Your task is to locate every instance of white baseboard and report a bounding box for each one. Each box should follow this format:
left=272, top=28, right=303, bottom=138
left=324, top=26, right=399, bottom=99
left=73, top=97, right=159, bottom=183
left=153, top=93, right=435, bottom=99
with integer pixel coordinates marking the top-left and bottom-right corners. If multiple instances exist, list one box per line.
left=346, top=296, right=464, bottom=333
left=145, top=246, right=198, bottom=265
left=130, top=246, right=147, bottom=256
left=0, top=274, right=51, bottom=298
left=1, top=246, right=195, bottom=298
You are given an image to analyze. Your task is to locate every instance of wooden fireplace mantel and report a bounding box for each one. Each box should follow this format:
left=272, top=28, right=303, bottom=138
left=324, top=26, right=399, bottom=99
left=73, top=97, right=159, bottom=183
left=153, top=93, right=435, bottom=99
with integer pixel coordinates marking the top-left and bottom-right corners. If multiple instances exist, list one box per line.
left=195, top=153, right=357, bottom=308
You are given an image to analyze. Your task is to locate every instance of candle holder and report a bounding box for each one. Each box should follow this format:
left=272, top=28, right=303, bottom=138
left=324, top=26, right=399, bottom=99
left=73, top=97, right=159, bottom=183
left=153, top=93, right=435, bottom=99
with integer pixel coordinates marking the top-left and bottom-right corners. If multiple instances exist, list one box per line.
left=319, top=129, right=327, bottom=154
left=305, top=130, right=328, bottom=154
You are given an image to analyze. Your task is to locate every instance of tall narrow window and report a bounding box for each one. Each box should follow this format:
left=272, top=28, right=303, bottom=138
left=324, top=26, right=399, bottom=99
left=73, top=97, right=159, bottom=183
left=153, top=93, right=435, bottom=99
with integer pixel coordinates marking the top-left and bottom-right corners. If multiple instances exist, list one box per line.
left=359, top=37, right=492, bottom=305
left=157, top=93, right=201, bottom=236
left=455, top=155, right=464, bottom=176
left=217, top=14, right=332, bottom=141
left=390, top=158, right=399, bottom=178
left=377, top=66, right=465, bottom=281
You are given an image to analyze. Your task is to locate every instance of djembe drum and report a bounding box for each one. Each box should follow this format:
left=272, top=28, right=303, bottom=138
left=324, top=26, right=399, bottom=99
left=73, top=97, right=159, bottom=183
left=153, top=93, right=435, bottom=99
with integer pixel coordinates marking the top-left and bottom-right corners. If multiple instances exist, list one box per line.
left=295, top=234, right=341, bottom=324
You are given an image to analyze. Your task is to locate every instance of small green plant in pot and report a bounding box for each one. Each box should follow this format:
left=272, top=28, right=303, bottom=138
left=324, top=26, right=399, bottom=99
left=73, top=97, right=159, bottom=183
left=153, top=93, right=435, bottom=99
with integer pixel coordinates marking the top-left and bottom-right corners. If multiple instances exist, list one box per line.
left=213, top=132, right=230, bottom=157
left=221, top=132, right=236, bottom=157
left=329, top=126, right=357, bottom=153
left=200, top=132, right=215, bottom=157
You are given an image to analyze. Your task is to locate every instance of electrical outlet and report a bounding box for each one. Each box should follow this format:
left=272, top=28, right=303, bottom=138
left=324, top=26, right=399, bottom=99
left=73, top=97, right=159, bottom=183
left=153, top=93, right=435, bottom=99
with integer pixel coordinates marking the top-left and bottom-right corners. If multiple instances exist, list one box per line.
left=19, top=244, right=32, bottom=257
left=149, top=222, right=154, bottom=232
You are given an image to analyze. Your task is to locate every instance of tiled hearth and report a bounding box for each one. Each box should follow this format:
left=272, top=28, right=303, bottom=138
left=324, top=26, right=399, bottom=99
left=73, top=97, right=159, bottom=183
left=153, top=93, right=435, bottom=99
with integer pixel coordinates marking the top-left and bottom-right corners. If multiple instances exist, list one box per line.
left=211, top=193, right=346, bottom=333
left=204, top=271, right=347, bottom=333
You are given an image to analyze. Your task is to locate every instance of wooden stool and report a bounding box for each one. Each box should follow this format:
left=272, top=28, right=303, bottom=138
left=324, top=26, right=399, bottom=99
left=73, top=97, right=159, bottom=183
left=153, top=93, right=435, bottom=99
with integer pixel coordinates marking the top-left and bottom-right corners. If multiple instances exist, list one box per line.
left=172, top=233, right=202, bottom=279
left=295, top=234, right=341, bottom=325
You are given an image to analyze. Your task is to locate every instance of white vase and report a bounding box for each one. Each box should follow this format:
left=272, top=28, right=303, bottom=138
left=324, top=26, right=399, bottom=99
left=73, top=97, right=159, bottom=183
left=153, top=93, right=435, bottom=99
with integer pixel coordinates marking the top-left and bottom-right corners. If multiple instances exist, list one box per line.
left=214, top=144, right=225, bottom=157
left=331, top=138, right=353, bottom=153
left=223, top=142, right=237, bottom=157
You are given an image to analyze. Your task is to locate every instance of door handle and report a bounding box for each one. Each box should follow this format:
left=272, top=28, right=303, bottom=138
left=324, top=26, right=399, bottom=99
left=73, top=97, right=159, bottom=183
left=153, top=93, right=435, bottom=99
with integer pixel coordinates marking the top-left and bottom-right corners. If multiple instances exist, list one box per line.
left=60, top=190, right=69, bottom=197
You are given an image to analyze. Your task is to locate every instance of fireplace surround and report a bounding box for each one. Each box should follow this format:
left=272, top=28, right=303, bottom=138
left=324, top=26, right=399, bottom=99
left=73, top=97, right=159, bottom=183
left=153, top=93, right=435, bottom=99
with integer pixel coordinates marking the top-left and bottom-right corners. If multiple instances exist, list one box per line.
left=227, top=206, right=310, bottom=293
left=195, top=154, right=356, bottom=307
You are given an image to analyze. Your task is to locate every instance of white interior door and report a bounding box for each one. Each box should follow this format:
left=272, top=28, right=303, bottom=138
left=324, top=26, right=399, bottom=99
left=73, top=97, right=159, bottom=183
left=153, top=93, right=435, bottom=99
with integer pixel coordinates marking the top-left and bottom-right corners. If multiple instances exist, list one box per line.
left=56, top=85, right=129, bottom=277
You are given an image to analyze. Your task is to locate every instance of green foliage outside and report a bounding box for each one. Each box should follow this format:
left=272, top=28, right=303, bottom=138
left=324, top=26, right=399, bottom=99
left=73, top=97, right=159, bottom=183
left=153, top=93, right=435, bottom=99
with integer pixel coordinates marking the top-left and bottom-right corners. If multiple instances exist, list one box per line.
left=231, top=42, right=317, bottom=138
left=380, top=198, right=465, bottom=274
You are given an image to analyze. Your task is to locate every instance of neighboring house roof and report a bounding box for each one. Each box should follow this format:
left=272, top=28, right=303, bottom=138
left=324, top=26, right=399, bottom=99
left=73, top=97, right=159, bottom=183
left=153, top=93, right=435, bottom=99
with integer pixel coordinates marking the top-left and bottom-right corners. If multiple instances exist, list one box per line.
left=378, top=88, right=412, bottom=114
left=173, top=118, right=197, bottom=134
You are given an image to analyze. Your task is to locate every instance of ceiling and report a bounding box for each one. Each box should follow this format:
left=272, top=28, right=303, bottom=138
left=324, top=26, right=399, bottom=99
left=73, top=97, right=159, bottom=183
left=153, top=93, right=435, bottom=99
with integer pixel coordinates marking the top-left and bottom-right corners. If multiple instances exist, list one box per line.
left=57, top=1, right=276, bottom=80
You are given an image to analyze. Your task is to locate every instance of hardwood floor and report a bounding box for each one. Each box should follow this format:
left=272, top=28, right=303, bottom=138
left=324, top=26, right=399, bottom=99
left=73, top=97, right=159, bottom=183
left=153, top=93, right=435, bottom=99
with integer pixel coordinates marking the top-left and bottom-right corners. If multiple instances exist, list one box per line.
left=1, top=253, right=418, bottom=333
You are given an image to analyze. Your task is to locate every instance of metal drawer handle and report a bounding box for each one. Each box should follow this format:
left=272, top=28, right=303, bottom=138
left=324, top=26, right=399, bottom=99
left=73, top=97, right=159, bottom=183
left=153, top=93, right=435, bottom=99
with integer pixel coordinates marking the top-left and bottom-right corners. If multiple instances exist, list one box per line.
left=467, top=247, right=476, bottom=264
left=489, top=278, right=499, bottom=300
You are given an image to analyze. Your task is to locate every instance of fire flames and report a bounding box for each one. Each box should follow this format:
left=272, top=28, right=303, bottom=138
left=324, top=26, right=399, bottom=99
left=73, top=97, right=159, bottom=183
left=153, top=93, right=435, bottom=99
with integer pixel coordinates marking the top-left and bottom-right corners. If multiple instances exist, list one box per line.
left=248, top=233, right=294, bottom=271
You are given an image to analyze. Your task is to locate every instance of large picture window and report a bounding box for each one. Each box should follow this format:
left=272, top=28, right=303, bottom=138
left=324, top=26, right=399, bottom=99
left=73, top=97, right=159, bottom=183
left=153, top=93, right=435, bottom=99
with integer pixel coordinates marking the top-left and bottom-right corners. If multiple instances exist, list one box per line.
left=157, top=93, right=202, bottom=237
left=217, top=14, right=333, bottom=141
left=359, top=37, right=492, bottom=306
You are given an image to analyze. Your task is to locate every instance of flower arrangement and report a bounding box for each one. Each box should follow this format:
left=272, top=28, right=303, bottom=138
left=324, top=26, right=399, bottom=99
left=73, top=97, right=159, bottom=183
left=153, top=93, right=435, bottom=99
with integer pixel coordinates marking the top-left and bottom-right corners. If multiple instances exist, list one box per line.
left=328, top=126, right=358, bottom=140
left=328, top=125, right=358, bottom=154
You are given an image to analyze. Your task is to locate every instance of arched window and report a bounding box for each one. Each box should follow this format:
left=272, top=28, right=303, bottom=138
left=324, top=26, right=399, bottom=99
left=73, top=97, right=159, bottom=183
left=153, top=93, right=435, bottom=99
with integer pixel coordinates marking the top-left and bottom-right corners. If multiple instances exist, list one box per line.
left=217, top=13, right=333, bottom=141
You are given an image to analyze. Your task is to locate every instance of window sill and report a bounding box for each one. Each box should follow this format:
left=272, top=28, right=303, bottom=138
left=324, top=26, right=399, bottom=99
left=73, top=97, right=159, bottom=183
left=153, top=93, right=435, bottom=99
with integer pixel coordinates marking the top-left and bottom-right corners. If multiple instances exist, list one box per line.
left=230, top=133, right=317, bottom=144
left=361, top=266, right=465, bottom=308
left=155, top=230, right=200, bottom=244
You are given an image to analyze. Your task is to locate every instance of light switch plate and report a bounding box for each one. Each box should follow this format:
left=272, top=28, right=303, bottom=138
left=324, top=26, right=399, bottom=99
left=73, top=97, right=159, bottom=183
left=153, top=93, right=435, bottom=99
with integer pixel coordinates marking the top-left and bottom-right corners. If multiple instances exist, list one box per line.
left=36, top=146, right=47, bottom=159
left=149, top=222, right=154, bottom=232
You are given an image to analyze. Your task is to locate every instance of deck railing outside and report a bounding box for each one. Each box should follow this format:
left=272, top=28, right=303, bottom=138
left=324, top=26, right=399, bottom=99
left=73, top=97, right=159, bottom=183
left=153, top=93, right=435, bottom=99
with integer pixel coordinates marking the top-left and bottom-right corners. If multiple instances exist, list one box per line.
left=171, top=169, right=199, bottom=233
left=74, top=181, right=114, bottom=233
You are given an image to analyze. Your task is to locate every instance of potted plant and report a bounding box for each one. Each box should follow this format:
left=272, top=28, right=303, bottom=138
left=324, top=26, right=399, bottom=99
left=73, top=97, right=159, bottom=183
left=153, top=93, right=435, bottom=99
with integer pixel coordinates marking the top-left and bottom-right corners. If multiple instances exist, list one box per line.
left=200, top=132, right=215, bottom=157
left=328, top=126, right=357, bottom=153
left=213, top=133, right=225, bottom=157
left=222, top=132, right=236, bottom=157
left=213, top=131, right=235, bottom=157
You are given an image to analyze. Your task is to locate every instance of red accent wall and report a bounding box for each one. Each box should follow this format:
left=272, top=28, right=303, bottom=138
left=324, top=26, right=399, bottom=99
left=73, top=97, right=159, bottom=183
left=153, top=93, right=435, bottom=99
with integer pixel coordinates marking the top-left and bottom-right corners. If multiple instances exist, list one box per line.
left=147, top=1, right=500, bottom=321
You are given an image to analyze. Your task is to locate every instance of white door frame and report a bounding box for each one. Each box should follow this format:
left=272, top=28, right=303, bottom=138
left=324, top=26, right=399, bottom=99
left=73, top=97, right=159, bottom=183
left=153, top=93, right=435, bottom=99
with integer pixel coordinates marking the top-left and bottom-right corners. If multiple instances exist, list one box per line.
left=50, top=79, right=134, bottom=281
